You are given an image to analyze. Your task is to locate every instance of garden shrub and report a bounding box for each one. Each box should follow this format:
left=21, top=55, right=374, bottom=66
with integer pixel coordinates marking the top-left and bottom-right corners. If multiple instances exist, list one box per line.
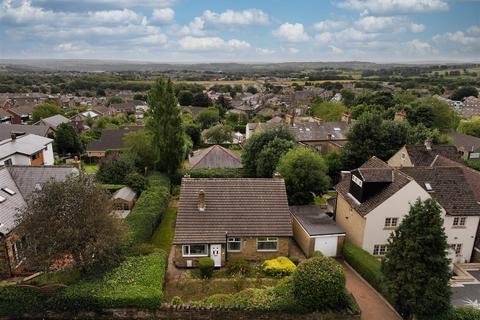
left=342, top=242, right=388, bottom=298
left=171, top=296, right=182, bottom=305
left=0, top=286, right=45, bottom=316
left=313, top=251, right=324, bottom=257
left=292, top=255, right=347, bottom=311
left=129, top=243, right=156, bottom=256
left=226, top=258, right=251, bottom=275
left=261, top=256, right=296, bottom=277
left=198, top=257, right=215, bottom=279
left=125, top=173, right=170, bottom=244
left=180, top=168, right=244, bottom=179
left=451, top=307, right=480, bottom=320
left=124, top=172, right=147, bottom=193
left=96, top=153, right=136, bottom=185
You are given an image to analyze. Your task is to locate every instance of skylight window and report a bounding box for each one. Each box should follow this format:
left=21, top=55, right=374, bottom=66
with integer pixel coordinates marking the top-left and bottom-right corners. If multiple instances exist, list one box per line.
left=2, top=187, right=15, bottom=195
left=0, top=196, right=6, bottom=203
left=334, top=127, right=341, bottom=131
left=425, top=182, right=433, bottom=191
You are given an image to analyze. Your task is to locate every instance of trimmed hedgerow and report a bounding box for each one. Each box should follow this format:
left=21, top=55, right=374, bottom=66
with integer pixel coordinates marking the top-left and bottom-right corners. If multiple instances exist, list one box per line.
left=261, top=256, right=297, bottom=277
left=342, top=242, right=388, bottom=299
left=125, top=173, right=170, bottom=244
left=452, top=307, right=480, bottom=320
left=0, top=251, right=168, bottom=315
left=181, top=168, right=244, bottom=179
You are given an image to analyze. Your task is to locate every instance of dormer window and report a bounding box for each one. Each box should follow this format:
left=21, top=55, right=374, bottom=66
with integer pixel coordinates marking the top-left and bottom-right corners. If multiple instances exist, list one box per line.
left=352, top=175, right=363, bottom=187
left=424, top=182, right=433, bottom=191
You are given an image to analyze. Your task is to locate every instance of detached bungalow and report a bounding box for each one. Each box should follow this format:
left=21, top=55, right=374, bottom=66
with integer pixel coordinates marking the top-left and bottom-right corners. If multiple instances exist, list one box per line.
left=173, top=178, right=293, bottom=268
left=187, top=145, right=242, bottom=169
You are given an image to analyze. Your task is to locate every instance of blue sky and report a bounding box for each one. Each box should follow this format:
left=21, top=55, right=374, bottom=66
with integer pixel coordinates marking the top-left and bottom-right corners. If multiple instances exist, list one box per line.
left=0, top=0, right=479, bottom=62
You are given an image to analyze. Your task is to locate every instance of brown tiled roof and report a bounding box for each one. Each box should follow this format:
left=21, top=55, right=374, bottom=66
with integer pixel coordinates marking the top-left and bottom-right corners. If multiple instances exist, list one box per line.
left=400, top=166, right=480, bottom=217
left=447, top=132, right=480, bottom=153
left=358, top=167, right=393, bottom=183
left=335, top=157, right=412, bottom=217
left=189, top=145, right=242, bottom=169
left=86, top=126, right=143, bottom=152
left=173, top=178, right=293, bottom=244
left=405, top=144, right=462, bottom=166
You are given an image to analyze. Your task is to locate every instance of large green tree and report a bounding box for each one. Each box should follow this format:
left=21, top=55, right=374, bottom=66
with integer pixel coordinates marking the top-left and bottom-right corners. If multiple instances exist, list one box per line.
left=382, top=199, right=451, bottom=320
left=147, top=78, right=187, bottom=176
left=16, top=174, right=126, bottom=272
left=277, top=148, right=330, bottom=205
left=204, top=124, right=233, bottom=144
left=32, top=102, right=63, bottom=123
left=241, top=125, right=294, bottom=177
left=408, top=97, right=459, bottom=132
left=123, top=130, right=156, bottom=173
left=54, top=123, right=83, bottom=155
left=256, top=137, right=295, bottom=178
left=450, top=86, right=478, bottom=101
left=458, top=116, right=480, bottom=138
left=196, top=107, right=220, bottom=129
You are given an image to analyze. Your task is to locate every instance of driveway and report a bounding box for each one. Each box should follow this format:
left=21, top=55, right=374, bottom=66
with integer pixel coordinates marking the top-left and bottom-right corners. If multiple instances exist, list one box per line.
left=452, top=269, right=480, bottom=308
left=339, top=260, right=402, bottom=320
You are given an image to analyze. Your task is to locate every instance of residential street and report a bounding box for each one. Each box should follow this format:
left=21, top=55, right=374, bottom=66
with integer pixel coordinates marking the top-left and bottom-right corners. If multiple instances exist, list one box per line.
left=340, top=260, right=402, bottom=320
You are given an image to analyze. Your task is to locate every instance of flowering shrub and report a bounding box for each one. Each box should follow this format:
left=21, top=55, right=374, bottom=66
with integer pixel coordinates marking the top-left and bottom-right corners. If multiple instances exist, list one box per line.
left=261, top=256, right=296, bottom=277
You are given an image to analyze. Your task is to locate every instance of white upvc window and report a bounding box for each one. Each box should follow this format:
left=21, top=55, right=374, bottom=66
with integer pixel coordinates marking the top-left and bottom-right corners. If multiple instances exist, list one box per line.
left=257, top=237, right=278, bottom=252
left=451, top=244, right=462, bottom=257
left=227, top=237, right=241, bottom=252
left=384, top=217, right=398, bottom=228
left=453, top=217, right=466, bottom=227
left=373, top=244, right=388, bottom=256
left=182, top=244, right=208, bottom=257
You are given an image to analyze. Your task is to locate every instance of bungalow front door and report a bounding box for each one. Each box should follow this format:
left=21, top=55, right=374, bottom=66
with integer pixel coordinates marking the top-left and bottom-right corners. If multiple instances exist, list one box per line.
left=210, top=244, right=222, bottom=267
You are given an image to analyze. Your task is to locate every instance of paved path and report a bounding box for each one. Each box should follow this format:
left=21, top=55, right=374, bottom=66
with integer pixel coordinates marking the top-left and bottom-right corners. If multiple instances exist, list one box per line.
left=339, top=260, right=402, bottom=320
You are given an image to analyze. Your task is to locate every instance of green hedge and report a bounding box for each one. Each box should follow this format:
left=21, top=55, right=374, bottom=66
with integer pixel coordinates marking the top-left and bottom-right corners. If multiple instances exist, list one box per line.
left=342, top=242, right=389, bottom=299
left=125, top=173, right=170, bottom=244
left=0, top=251, right=167, bottom=316
left=452, top=307, right=480, bottom=320
left=181, top=168, right=244, bottom=179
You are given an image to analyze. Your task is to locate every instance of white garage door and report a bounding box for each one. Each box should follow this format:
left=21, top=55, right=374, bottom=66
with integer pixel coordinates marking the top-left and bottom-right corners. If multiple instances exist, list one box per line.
left=314, top=236, right=338, bottom=257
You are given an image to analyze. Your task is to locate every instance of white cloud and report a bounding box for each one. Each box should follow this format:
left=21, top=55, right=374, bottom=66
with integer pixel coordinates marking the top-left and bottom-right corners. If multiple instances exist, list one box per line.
left=180, top=17, right=205, bottom=36
left=287, top=47, right=299, bottom=54
left=315, top=32, right=333, bottom=44
left=89, top=9, right=143, bottom=24
left=56, top=42, right=81, bottom=51
left=355, top=16, right=424, bottom=33
left=467, top=25, right=480, bottom=35
left=433, top=31, right=478, bottom=46
left=313, top=20, right=346, bottom=32
left=178, top=36, right=250, bottom=51
left=273, top=23, right=309, bottom=42
left=256, top=48, right=275, bottom=55
left=66, top=0, right=175, bottom=8
left=152, top=8, right=174, bottom=23
left=338, top=0, right=449, bottom=15
left=135, top=34, right=168, bottom=45
left=405, top=39, right=435, bottom=55
left=328, top=45, right=343, bottom=54
left=202, top=9, right=269, bottom=26
left=335, top=28, right=377, bottom=41
left=0, top=0, right=55, bottom=23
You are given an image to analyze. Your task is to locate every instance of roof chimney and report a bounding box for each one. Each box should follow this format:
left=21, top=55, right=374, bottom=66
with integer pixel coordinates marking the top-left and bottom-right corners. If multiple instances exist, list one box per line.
left=327, top=133, right=333, bottom=140
left=198, top=190, right=206, bottom=212
left=341, top=112, right=351, bottom=124
left=424, top=139, right=432, bottom=151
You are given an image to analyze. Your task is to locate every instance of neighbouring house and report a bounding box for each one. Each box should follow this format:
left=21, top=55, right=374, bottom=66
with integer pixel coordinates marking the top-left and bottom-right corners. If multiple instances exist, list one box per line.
left=447, top=132, right=480, bottom=160
left=290, top=205, right=345, bottom=257
left=187, top=145, right=242, bottom=170
left=289, top=121, right=351, bottom=155
left=387, top=141, right=463, bottom=167
left=34, top=114, right=71, bottom=131
left=173, top=178, right=293, bottom=268
left=112, top=186, right=137, bottom=218
left=0, top=133, right=54, bottom=166
left=335, top=156, right=480, bottom=263
left=0, top=166, right=79, bottom=278
left=0, top=124, right=53, bottom=140
left=86, top=126, right=143, bottom=158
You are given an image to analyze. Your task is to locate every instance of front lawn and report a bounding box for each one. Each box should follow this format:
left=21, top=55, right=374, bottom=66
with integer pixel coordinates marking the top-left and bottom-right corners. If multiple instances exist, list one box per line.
left=83, top=163, right=99, bottom=174
left=151, top=207, right=177, bottom=253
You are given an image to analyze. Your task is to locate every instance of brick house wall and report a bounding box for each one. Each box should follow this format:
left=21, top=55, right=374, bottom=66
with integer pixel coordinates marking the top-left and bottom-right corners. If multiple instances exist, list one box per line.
left=173, top=237, right=290, bottom=268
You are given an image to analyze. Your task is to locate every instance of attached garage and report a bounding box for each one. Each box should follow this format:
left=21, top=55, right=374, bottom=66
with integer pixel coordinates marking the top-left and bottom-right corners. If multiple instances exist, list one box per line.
left=290, top=205, right=345, bottom=257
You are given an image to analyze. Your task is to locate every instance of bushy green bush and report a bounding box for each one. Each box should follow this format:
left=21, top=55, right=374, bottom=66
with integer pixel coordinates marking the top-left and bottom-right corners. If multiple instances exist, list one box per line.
left=261, top=256, right=297, bottom=277
left=292, top=256, right=347, bottom=311
left=198, top=257, right=215, bottom=279
left=452, top=307, right=480, bottom=320
left=171, top=296, right=182, bottom=305
left=342, top=242, right=388, bottom=299
left=226, top=258, right=251, bottom=275
left=0, top=286, right=45, bottom=316
left=181, top=168, right=244, bottom=179
left=124, top=172, right=147, bottom=193
left=125, top=173, right=170, bottom=244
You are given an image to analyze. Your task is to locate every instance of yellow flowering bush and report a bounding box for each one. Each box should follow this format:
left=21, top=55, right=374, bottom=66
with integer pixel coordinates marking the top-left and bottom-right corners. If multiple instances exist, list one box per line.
left=261, top=257, right=297, bottom=277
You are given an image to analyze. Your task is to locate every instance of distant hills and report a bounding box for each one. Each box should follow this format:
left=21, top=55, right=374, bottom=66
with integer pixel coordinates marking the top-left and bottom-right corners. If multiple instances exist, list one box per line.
left=1, top=59, right=478, bottom=73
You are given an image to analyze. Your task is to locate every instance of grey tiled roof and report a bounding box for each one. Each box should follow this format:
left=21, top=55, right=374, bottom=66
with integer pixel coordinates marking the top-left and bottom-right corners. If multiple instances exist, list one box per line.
left=0, top=166, right=77, bottom=235
left=189, top=145, right=242, bottom=169
left=86, top=126, right=143, bottom=152
left=400, top=166, right=480, bottom=217
left=447, top=132, right=480, bottom=153
left=290, top=205, right=344, bottom=236
left=0, top=124, right=51, bottom=141
left=405, top=144, right=462, bottom=166
left=290, top=122, right=350, bottom=142
left=36, top=114, right=70, bottom=129
left=335, top=157, right=412, bottom=217
left=173, top=178, right=293, bottom=244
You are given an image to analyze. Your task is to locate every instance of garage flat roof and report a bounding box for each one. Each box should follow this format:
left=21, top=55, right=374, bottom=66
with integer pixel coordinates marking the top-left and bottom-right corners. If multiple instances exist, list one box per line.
left=290, top=205, right=345, bottom=237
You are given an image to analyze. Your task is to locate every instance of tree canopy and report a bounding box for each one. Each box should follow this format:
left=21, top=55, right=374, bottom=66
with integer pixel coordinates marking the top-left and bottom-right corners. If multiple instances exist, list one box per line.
left=147, top=78, right=187, bottom=176
left=277, top=148, right=330, bottom=205
left=450, top=86, right=479, bottom=101
left=16, top=174, right=126, bottom=272
left=382, top=198, right=451, bottom=319
left=457, top=116, right=480, bottom=138
left=204, top=124, right=233, bottom=144
left=196, top=107, right=220, bottom=129
left=53, top=123, right=83, bottom=155
left=32, top=102, right=63, bottom=123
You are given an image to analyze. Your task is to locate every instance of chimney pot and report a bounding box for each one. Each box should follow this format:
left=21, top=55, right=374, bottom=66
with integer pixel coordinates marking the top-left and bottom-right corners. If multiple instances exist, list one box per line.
left=198, top=190, right=206, bottom=211
left=425, top=139, right=432, bottom=151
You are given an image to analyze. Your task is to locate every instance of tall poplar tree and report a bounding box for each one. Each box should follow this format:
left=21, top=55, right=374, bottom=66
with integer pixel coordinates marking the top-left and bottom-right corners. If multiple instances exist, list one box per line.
left=147, top=78, right=186, bottom=176
left=382, top=198, right=452, bottom=320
